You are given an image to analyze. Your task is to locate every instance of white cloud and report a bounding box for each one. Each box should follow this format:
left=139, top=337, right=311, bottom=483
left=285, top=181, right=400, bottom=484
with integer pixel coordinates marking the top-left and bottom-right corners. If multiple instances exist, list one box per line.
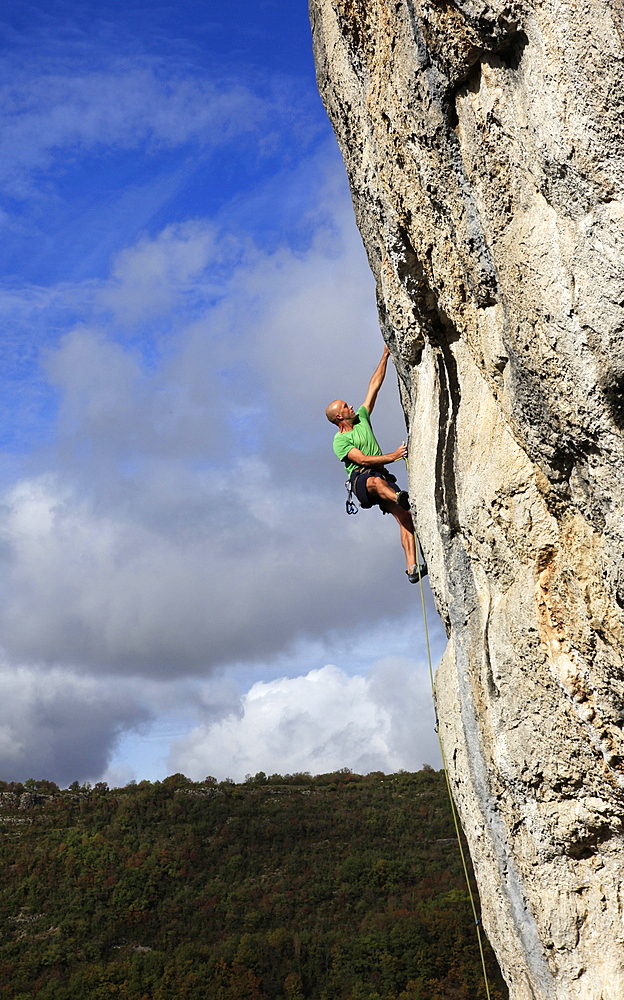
left=99, top=220, right=224, bottom=325
left=170, top=658, right=441, bottom=781
left=0, top=62, right=268, bottom=197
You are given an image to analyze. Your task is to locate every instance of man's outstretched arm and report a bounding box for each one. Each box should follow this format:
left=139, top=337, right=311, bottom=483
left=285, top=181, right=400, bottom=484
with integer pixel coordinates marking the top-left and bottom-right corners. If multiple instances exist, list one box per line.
left=362, top=344, right=390, bottom=415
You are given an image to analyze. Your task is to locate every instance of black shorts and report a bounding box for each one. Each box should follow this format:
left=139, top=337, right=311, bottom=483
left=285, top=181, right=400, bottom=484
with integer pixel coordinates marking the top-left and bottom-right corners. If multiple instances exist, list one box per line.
left=350, top=467, right=397, bottom=509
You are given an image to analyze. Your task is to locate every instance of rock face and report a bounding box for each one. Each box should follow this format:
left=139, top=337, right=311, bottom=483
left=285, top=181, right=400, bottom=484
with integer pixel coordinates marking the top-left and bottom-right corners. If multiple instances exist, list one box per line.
left=310, top=1, right=624, bottom=997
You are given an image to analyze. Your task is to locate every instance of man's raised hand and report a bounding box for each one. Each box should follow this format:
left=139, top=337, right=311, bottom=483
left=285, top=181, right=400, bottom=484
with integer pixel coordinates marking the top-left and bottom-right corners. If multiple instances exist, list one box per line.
left=389, top=442, right=408, bottom=463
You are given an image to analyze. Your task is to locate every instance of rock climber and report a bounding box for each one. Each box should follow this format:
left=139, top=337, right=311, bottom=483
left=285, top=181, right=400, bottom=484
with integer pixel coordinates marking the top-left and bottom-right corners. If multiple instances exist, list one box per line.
left=325, top=344, right=427, bottom=583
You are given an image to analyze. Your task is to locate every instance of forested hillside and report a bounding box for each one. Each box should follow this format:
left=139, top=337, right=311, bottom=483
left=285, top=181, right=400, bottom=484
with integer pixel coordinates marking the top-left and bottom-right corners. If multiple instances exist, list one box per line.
left=0, top=769, right=507, bottom=999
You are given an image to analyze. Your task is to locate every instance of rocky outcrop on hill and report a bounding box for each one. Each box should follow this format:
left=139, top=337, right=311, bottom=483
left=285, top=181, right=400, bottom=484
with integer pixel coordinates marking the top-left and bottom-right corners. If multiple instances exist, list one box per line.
left=310, top=1, right=624, bottom=997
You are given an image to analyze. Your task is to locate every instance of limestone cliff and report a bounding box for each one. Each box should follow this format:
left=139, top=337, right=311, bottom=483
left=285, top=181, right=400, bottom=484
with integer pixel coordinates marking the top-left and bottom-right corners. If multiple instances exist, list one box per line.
left=310, top=1, right=624, bottom=996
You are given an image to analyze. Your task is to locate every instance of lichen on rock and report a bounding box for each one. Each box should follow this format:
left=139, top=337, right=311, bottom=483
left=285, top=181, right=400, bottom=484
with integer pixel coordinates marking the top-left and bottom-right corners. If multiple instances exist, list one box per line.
left=310, top=0, right=624, bottom=996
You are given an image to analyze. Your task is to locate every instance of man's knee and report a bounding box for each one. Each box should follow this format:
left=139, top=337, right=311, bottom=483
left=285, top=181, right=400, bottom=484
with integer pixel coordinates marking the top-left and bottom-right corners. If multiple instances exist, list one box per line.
left=366, top=476, right=384, bottom=495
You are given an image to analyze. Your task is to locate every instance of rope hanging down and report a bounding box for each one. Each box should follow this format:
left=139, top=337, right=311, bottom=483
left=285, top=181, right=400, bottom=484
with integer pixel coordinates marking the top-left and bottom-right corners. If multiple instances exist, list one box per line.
left=405, top=455, right=493, bottom=1000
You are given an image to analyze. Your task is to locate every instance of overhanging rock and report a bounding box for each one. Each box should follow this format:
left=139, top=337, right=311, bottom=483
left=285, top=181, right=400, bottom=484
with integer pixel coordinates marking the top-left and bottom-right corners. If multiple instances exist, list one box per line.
left=309, top=1, right=624, bottom=996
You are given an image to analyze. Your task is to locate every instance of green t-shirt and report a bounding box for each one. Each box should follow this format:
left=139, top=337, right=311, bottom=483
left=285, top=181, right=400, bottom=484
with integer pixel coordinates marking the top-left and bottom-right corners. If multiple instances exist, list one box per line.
left=333, top=405, right=382, bottom=475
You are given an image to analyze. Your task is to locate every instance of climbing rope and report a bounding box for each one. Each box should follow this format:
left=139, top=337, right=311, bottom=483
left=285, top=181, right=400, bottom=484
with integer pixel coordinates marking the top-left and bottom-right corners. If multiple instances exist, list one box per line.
left=406, top=456, right=494, bottom=1000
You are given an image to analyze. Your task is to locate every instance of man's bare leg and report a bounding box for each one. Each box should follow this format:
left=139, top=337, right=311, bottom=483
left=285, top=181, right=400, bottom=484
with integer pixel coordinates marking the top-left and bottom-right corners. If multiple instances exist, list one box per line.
left=365, top=476, right=416, bottom=570
left=389, top=504, right=417, bottom=570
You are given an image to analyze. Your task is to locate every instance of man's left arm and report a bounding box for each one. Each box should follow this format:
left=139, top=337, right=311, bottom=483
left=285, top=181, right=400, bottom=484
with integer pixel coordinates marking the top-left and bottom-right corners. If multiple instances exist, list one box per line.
left=362, top=345, right=390, bottom=415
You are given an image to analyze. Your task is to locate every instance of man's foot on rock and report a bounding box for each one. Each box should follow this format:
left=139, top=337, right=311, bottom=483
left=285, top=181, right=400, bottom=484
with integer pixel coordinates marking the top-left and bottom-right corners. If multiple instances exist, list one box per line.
left=396, top=490, right=410, bottom=510
left=406, top=563, right=428, bottom=583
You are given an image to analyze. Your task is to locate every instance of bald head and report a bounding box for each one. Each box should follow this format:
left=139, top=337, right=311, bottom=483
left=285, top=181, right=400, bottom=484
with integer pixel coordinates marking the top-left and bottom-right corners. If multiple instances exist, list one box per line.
left=326, top=400, right=357, bottom=428
left=325, top=400, right=342, bottom=425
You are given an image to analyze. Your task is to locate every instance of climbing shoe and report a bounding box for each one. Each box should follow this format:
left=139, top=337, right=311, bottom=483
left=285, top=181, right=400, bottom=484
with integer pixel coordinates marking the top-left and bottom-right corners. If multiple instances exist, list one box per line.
left=406, top=563, right=428, bottom=583
left=395, top=490, right=410, bottom=510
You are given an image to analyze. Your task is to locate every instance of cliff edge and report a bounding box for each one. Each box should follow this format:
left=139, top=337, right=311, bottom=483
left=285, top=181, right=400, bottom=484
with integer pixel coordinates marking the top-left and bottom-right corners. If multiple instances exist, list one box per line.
left=310, top=1, right=624, bottom=996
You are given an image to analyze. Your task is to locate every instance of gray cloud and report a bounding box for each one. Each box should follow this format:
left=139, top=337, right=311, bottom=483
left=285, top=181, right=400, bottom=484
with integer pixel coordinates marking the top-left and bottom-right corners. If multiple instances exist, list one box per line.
left=0, top=664, right=150, bottom=786
left=0, top=464, right=408, bottom=675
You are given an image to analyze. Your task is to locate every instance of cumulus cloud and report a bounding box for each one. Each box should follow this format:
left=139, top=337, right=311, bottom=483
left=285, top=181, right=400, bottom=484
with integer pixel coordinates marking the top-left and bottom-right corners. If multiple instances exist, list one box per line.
left=170, top=658, right=441, bottom=781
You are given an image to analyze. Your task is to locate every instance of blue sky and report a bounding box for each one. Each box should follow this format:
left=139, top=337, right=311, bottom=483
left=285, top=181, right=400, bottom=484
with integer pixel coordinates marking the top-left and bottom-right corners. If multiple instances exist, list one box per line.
left=0, top=0, right=443, bottom=785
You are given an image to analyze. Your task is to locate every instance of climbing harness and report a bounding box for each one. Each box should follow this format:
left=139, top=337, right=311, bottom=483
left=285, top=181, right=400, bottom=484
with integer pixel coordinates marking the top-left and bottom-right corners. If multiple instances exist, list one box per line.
left=344, top=465, right=399, bottom=515
left=405, top=453, right=494, bottom=1000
